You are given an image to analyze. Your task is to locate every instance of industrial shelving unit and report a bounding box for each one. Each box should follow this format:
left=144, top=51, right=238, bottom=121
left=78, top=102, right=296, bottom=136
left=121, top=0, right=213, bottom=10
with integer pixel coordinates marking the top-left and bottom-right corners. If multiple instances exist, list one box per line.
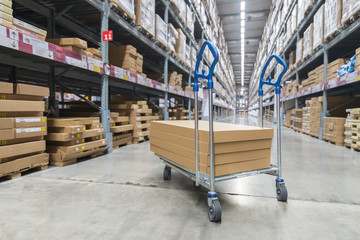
left=1, top=0, right=236, bottom=152
left=248, top=0, right=360, bottom=140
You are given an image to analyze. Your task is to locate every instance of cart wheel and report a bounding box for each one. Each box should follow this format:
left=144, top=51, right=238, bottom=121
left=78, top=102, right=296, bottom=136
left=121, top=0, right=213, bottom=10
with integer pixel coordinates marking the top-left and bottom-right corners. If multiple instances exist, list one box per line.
left=276, top=184, right=288, bottom=202
left=208, top=200, right=222, bottom=222
left=163, top=166, right=171, bottom=180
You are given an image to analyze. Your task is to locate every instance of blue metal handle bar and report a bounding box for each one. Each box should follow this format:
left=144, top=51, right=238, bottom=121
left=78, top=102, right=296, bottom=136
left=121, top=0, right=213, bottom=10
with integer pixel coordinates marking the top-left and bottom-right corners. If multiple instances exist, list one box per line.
left=259, top=55, right=288, bottom=96
left=193, top=41, right=219, bottom=92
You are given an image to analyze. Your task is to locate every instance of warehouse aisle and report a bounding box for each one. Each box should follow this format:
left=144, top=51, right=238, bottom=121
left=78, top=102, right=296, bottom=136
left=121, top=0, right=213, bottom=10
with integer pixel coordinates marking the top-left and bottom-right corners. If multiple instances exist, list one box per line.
left=1, top=115, right=360, bottom=240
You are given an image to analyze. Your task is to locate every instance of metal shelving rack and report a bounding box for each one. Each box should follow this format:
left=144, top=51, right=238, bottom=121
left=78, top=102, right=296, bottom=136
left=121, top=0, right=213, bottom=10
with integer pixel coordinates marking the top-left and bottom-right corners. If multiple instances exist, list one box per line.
left=248, top=0, right=360, bottom=140
left=2, top=0, right=235, bottom=152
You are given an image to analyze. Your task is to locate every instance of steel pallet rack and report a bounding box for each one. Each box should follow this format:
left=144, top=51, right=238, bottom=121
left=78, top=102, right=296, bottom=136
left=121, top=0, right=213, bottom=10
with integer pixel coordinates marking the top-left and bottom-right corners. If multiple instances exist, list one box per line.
left=248, top=0, right=360, bottom=140
left=2, top=0, right=236, bottom=152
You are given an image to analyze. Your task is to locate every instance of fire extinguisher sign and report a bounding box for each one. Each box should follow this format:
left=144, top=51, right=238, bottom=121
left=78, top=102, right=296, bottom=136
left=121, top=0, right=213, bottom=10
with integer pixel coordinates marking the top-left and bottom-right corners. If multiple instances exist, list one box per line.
left=102, top=30, right=113, bottom=41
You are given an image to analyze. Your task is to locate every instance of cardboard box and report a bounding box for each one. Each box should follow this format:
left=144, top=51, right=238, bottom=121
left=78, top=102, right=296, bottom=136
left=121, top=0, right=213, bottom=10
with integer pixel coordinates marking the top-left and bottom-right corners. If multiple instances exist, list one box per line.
left=0, top=3, right=12, bottom=15
left=151, top=121, right=273, bottom=143
left=176, top=29, right=186, bottom=61
left=15, top=117, right=47, bottom=128
left=87, top=48, right=102, bottom=58
left=155, top=14, right=167, bottom=47
left=0, top=18, right=11, bottom=28
left=13, top=18, right=47, bottom=37
left=0, top=0, right=12, bottom=8
left=0, top=112, right=44, bottom=118
left=15, top=83, right=49, bottom=97
left=313, top=5, right=324, bottom=49
left=0, top=11, right=12, bottom=23
left=0, top=81, right=12, bottom=94
left=46, top=38, right=87, bottom=49
left=0, top=153, right=49, bottom=177
left=324, top=0, right=342, bottom=40
left=15, top=126, right=47, bottom=139
left=0, top=94, right=43, bottom=101
left=0, top=136, right=44, bottom=146
left=47, top=117, right=99, bottom=127
left=47, top=139, right=107, bottom=154
left=135, top=0, right=155, bottom=37
left=48, top=125, right=85, bottom=134
left=0, top=118, right=14, bottom=129
left=0, top=100, right=45, bottom=112
left=50, top=146, right=107, bottom=163
left=11, top=24, right=46, bottom=41
left=0, top=140, right=46, bottom=159
left=110, top=124, right=134, bottom=133
left=0, top=129, right=14, bottom=141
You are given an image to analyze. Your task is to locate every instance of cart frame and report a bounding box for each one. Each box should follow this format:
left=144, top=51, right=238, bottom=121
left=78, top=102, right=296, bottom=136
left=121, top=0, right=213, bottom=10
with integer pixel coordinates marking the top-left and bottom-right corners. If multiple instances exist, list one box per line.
left=159, top=41, right=288, bottom=222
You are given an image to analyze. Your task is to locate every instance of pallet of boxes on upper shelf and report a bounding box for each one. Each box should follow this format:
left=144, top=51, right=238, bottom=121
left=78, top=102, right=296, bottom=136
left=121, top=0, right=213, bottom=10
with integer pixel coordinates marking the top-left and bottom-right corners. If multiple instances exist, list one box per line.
left=134, top=0, right=155, bottom=38
left=341, top=0, right=360, bottom=26
left=46, top=117, right=108, bottom=167
left=0, top=82, right=49, bottom=180
left=109, top=0, right=136, bottom=22
left=109, top=45, right=146, bottom=77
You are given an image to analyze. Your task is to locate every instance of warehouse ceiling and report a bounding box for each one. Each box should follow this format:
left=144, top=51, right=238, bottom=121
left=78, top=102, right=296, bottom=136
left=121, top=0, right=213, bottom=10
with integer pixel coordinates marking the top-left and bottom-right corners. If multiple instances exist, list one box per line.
left=216, top=0, right=271, bottom=88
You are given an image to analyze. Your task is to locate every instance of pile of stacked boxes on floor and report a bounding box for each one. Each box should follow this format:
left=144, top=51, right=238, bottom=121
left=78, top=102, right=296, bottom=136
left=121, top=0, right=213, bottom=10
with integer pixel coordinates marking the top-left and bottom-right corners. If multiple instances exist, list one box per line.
left=344, top=109, right=360, bottom=150
left=0, top=82, right=49, bottom=178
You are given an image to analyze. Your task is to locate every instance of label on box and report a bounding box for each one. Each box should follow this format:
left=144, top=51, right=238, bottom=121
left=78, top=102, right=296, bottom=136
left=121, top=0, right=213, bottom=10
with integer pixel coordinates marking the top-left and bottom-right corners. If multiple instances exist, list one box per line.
left=16, top=127, right=42, bottom=133
left=33, top=46, right=54, bottom=60
left=16, top=118, right=41, bottom=123
left=22, top=35, right=48, bottom=50
left=92, top=120, right=100, bottom=123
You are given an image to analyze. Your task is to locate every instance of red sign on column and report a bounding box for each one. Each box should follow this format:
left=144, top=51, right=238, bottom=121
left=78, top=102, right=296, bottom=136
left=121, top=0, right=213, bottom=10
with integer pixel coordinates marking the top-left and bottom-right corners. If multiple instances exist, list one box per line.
left=102, top=30, right=113, bottom=41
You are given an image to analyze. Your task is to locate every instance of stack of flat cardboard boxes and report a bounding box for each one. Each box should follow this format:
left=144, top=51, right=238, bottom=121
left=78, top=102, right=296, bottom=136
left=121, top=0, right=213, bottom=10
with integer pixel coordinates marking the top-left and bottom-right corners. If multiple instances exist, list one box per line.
left=134, top=0, right=155, bottom=38
left=344, top=108, right=360, bottom=150
left=356, top=47, right=360, bottom=70
left=326, top=59, right=346, bottom=81
left=136, top=53, right=143, bottom=75
left=109, top=45, right=140, bottom=73
left=110, top=113, right=134, bottom=148
left=12, top=17, right=47, bottom=41
left=309, top=97, right=322, bottom=137
left=284, top=110, right=292, bottom=127
left=168, top=71, right=182, bottom=89
left=302, top=65, right=324, bottom=89
left=46, top=117, right=107, bottom=166
left=0, top=82, right=49, bottom=178
left=0, top=0, right=12, bottom=29
left=150, top=121, right=274, bottom=176
left=293, top=109, right=303, bottom=132
left=176, top=29, right=186, bottom=61
left=283, top=80, right=297, bottom=97
left=176, top=107, right=190, bottom=120
left=47, top=38, right=89, bottom=56
left=302, top=101, right=310, bottom=134
left=86, top=48, right=102, bottom=61
left=323, top=117, right=346, bottom=146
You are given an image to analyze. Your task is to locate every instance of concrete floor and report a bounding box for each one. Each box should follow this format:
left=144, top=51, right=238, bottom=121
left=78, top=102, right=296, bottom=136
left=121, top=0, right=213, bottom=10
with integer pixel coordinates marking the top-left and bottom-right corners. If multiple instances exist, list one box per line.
left=1, top=115, right=360, bottom=240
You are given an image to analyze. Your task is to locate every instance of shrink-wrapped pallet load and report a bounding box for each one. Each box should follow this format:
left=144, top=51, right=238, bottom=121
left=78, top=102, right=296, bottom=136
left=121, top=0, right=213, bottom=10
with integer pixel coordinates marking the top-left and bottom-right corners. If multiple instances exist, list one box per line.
left=324, top=0, right=342, bottom=40
left=134, top=0, right=155, bottom=37
left=303, top=23, right=313, bottom=58
left=313, top=5, right=324, bottom=50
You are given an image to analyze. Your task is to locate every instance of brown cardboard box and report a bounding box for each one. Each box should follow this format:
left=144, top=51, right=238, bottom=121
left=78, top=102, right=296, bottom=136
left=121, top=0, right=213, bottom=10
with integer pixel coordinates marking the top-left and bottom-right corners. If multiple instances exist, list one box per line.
left=0, top=0, right=12, bottom=8
left=15, top=126, right=47, bottom=139
left=13, top=18, right=47, bottom=37
left=0, top=118, right=14, bottom=129
left=47, top=38, right=87, bottom=49
left=48, top=125, right=85, bottom=134
left=0, top=4, right=12, bottom=15
left=0, top=81, right=13, bottom=94
left=151, top=121, right=273, bottom=143
left=87, top=48, right=102, bottom=57
left=50, top=146, right=107, bottom=163
left=0, top=136, right=44, bottom=146
left=47, top=139, right=107, bottom=154
left=0, top=112, right=44, bottom=117
left=15, top=83, right=49, bottom=97
left=110, top=124, right=134, bottom=133
left=0, top=129, right=15, bottom=141
left=0, top=94, right=43, bottom=101
left=0, top=100, right=45, bottom=112
left=14, top=117, right=47, bottom=128
left=0, top=10, right=12, bottom=23
left=62, top=45, right=83, bottom=54
left=0, top=153, right=49, bottom=177
left=0, top=18, right=11, bottom=28
left=0, top=140, right=46, bottom=159
left=48, top=117, right=99, bottom=127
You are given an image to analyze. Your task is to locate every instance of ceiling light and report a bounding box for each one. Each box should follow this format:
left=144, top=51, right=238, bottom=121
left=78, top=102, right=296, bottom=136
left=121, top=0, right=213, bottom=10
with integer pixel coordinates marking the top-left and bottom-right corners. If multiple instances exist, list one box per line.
left=241, top=33, right=245, bottom=39
left=241, top=1, right=245, bottom=11
left=241, top=20, right=245, bottom=27
left=241, top=27, right=245, bottom=34
left=241, top=11, right=245, bottom=20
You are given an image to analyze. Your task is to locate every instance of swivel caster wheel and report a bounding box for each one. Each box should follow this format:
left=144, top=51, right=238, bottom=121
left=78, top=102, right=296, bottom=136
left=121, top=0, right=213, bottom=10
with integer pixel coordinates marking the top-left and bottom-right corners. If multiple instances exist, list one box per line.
left=276, top=184, right=288, bottom=202
left=163, top=166, right=171, bottom=180
left=208, top=200, right=222, bottom=222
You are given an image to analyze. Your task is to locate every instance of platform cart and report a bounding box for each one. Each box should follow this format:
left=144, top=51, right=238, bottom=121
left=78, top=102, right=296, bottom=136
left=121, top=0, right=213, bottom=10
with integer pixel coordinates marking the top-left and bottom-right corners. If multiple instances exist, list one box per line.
left=158, top=41, right=288, bottom=222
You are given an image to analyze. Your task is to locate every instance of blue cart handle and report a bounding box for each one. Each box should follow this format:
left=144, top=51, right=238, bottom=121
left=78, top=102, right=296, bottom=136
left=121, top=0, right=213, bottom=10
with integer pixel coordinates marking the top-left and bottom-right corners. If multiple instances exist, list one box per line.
left=194, top=41, right=219, bottom=92
left=259, top=55, right=288, bottom=96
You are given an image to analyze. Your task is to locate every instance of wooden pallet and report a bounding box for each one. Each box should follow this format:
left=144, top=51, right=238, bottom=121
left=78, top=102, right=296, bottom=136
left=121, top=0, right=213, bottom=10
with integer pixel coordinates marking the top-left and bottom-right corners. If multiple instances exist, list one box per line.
left=324, top=29, right=341, bottom=42
left=109, top=1, right=135, bottom=23
left=137, top=26, right=154, bottom=39
left=50, top=149, right=107, bottom=167
left=345, top=144, right=360, bottom=152
left=342, top=10, right=360, bottom=27
left=0, top=164, right=48, bottom=182
left=324, top=139, right=344, bottom=146
left=133, top=135, right=150, bottom=144
left=155, top=40, right=168, bottom=50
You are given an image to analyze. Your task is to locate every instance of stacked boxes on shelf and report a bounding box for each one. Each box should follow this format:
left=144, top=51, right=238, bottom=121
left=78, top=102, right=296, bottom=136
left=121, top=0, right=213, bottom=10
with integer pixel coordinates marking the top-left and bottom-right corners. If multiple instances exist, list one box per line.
left=302, top=101, right=311, bottom=134
left=293, top=109, right=303, bottom=132
left=309, top=97, right=322, bottom=137
left=110, top=113, right=134, bottom=148
left=185, top=4, right=194, bottom=34
left=168, top=23, right=178, bottom=54
left=176, top=29, right=186, bottom=62
left=47, top=38, right=88, bottom=56
left=296, top=38, right=303, bottom=64
left=155, top=14, right=168, bottom=48
left=168, top=71, right=182, bottom=89
left=128, top=101, right=153, bottom=143
left=176, top=107, right=190, bottom=120
left=134, top=0, right=155, bottom=37
left=344, top=108, right=360, bottom=149
left=46, top=117, right=107, bottom=166
left=303, top=23, right=313, bottom=59
left=86, top=48, right=102, bottom=61
left=313, top=5, right=324, bottom=50
left=324, top=0, right=342, bottom=40
left=0, top=82, right=49, bottom=178
left=12, top=17, right=47, bottom=41
left=302, top=65, right=324, bottom=89
left=109, top=45, right=139, bottom=73
left=355, top=47, right=360, bottom=70
left=327, top=59, right=346, bottom=81
left=284, top=110, right=292, bottom=127
left=168, top=108, right=178, bottom=120
left=109, top=0, right=135, bottom=20
left=341, top=0, right=360, bottom=25
left=136, top=53, right=143, bottom=75
left=323, top=117, right=346, bottom=145
left=282, top=80, right=297, bottom=97
left=0, top=0, right=12, bottom=28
